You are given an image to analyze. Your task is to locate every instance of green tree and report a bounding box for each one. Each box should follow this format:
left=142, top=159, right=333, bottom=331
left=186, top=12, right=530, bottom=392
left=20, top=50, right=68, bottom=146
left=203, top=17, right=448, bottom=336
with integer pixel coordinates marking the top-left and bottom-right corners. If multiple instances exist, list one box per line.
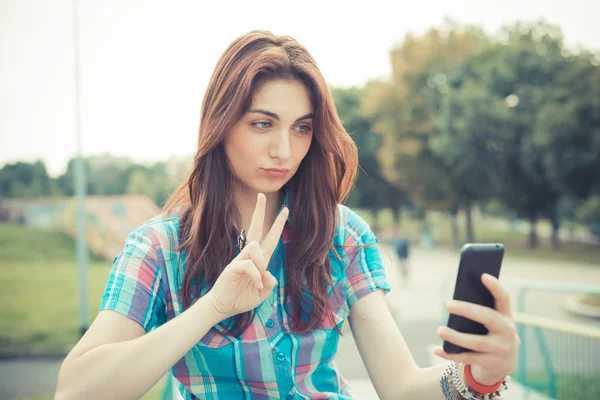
left=0, top=160, right=55, bottom=198
left=449, top=20, right=599, bottom=248
left=331, top=86, right=405, bottom=229
left=427, top=79, right=511, bottom=243
left=363, top=20, right=487, bottom=243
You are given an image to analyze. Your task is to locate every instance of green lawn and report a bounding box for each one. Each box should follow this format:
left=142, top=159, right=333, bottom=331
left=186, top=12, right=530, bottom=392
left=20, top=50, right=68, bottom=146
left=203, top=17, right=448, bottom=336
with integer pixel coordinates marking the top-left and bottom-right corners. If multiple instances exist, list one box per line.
left=0, top=222, right=166, bottom=399
left=0, top=223, right=103, bottom=263
left=0, top=260, right=112, bottom=354
left=520, top=372, right=600, bottom=400
left=0, top=222, right=110, bottom=354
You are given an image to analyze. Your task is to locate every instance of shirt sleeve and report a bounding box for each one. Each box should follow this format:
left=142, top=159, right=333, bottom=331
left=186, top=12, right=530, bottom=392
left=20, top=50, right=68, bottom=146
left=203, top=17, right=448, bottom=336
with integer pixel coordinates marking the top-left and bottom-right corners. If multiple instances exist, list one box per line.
left=99, top=227, right=166, bottom=332
left=342, top=207, right=392, bottom=308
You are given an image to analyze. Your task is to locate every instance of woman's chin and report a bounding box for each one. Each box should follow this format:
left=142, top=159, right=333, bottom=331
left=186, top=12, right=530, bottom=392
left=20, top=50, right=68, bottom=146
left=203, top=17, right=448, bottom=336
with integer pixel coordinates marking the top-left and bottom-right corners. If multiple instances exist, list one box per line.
left=251, top=178, right=289, bottom=194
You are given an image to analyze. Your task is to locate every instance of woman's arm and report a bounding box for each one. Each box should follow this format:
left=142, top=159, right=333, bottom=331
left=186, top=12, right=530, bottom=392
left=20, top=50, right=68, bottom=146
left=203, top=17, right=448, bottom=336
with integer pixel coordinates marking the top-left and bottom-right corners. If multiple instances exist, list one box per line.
left=55, top=293, right=222, bottom=400
left=349, top=289, right=447, bottom=399
left=350, top=274, right=518, bottom=399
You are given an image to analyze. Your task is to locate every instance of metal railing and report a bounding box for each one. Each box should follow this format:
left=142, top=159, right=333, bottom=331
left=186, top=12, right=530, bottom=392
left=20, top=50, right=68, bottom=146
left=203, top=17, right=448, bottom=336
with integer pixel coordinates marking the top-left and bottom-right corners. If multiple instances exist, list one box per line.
left=511, top=311, right=600, bottom=399
left=440, top=276, right=600, bottom=400
left=505, top=279, right=600, bottom=399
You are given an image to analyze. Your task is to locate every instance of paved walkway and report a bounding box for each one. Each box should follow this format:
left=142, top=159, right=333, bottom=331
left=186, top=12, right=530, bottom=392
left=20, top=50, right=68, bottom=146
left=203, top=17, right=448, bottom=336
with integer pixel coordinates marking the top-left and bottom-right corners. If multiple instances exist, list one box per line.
left=2, top=246, right=598, bottom=399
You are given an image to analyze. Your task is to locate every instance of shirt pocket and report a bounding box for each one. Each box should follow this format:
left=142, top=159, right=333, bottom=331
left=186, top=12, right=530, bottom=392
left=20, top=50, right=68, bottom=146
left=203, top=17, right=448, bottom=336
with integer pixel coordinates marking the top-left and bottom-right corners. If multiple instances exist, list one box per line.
left=287, top=277, right=350, bottom=332
left=190, top=326, right=239, bottom=379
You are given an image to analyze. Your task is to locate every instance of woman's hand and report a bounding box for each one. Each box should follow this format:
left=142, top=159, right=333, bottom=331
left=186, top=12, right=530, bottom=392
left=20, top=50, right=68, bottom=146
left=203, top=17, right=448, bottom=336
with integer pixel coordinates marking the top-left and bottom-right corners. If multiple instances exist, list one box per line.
left=207, top=193, right=288, bottom=321
left=433, top=273, right=520, bottom=386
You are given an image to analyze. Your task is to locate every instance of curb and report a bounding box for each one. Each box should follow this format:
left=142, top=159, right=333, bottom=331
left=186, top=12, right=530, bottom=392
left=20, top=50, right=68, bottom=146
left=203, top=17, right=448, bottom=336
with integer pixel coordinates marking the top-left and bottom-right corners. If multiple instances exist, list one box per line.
left=0, top=351, right=69, bottom=361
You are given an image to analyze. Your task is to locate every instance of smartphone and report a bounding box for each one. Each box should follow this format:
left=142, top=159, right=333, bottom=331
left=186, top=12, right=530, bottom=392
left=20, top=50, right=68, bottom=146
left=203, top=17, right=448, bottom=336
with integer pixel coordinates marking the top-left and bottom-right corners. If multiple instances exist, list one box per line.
left=443, top=243, right=504, bottom=354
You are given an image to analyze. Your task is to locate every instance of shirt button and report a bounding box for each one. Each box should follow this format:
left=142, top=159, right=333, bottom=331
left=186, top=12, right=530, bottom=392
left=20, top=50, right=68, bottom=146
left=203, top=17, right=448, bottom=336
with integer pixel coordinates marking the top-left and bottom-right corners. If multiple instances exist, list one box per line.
left=276, top=352, right=285, bottom=362
left=266, top=319, right=275, bottom=328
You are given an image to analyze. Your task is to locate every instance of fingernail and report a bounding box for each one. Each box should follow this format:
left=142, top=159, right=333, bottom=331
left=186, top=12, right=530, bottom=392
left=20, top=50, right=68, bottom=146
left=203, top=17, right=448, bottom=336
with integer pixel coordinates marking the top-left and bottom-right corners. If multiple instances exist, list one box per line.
left=447, top=300, right=457, bottom=308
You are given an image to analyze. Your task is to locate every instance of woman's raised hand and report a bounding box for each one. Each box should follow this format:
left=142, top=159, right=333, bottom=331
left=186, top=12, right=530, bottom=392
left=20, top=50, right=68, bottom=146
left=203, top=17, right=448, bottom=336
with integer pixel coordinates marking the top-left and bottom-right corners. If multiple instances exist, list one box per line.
left=207, top=193, right=288, bottom=320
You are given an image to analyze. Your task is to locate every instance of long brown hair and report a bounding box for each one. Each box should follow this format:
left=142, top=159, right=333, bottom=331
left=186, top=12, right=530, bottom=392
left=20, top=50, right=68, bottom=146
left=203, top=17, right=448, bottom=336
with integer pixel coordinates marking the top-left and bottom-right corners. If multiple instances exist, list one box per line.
left=164, top=30, right=358, bottom=335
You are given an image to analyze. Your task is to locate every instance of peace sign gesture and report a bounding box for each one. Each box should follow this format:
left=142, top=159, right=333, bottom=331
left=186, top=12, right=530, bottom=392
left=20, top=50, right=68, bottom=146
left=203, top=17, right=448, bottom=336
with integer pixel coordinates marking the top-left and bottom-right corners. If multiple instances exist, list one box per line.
left=207, top=193, right=289, bottom=321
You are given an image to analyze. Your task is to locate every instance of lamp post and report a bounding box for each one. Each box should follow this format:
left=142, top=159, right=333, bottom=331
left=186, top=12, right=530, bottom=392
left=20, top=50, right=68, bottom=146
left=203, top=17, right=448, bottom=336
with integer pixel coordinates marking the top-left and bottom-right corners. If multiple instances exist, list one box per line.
left=72, top=0, right=89, bottom=337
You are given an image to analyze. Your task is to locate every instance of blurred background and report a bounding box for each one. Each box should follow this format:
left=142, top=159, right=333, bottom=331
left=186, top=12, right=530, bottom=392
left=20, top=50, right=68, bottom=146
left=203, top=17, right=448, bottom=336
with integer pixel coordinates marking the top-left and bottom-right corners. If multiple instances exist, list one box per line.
left=1, top=1, right=599, bottom=399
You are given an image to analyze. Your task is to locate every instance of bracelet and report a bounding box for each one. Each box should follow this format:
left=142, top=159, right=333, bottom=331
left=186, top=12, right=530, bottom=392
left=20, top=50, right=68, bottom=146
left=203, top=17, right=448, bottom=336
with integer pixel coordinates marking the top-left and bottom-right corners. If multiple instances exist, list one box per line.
left=440, top=362, right=511, bottom=400
left=464, top=364, right=503, bottom=394
left=441, top=372, right=460, bottom=400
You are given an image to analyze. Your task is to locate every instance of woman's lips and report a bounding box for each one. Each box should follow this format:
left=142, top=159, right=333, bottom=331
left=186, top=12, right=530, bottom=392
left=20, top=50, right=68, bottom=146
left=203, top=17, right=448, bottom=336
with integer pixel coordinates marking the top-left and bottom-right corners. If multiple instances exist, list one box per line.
left=262, top=168, right=289, bottom=178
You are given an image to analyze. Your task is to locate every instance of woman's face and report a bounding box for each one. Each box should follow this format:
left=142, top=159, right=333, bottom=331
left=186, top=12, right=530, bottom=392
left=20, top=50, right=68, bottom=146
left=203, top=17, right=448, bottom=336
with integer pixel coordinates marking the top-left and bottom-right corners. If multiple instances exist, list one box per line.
left=224, top=79, right=314, bottom=195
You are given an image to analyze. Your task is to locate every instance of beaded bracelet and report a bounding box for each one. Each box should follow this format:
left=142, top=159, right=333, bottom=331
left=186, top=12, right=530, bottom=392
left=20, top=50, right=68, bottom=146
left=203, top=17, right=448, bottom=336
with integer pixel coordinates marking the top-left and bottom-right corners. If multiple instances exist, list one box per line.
left=440, top=362, right=510, bottom=400
left=440, top=373, right=460, bottom=400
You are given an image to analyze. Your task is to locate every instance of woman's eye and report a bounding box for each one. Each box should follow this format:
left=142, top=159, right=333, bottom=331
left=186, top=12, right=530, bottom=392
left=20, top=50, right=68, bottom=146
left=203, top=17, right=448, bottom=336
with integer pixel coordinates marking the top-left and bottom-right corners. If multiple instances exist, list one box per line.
left=253, top=121, right=272, bottom=130
left=295, top=124, right=312, bottom=134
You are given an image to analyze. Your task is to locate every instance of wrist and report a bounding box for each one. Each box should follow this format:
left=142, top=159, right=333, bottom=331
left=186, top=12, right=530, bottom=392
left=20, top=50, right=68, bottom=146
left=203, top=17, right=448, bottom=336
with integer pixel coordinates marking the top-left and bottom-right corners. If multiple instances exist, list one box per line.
left=193, top=292, right=228, bottom=325
left=466, top=364, right=503, bottom=388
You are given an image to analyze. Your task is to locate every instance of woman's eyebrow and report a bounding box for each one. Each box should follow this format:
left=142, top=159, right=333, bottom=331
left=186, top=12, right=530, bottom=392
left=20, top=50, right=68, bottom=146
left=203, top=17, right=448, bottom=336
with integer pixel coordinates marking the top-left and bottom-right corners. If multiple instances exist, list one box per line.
left=248, top=109, right=313, bottom=122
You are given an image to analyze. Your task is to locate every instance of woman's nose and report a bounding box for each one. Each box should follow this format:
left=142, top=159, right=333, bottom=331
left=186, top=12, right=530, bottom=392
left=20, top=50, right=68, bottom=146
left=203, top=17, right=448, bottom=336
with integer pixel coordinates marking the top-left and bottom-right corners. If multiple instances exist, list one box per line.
left=270, top=131, right=291, bottom=160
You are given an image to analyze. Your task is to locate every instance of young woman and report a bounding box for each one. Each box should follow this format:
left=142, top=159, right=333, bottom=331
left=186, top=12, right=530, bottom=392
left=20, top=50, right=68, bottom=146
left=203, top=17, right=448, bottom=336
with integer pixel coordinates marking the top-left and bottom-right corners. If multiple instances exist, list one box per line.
left=55, top=30, right=519, bottom=400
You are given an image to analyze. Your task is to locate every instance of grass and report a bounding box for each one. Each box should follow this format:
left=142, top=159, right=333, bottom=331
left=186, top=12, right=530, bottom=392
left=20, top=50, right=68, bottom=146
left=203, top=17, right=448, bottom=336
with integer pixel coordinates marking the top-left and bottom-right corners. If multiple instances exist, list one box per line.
left=0, top=222, right=108, bottom=353
left=520, top=372, right=600, bottom=400
left=0, top=223, right=103, bottom=263
left=0, top=260, right=112, bottom=354
left=0, top=222, right=167, bottom=399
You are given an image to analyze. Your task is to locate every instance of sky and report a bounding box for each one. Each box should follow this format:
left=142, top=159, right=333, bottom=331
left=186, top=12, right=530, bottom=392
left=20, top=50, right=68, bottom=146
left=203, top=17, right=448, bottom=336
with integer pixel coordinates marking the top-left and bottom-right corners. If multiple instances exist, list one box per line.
left=1, top=0, right=599, bottom=177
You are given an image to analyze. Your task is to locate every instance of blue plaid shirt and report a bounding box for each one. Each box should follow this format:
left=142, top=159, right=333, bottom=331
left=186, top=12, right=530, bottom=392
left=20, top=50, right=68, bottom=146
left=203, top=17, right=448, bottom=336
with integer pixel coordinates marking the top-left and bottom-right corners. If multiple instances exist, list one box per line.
left=100, top=195, right=391, bottom=399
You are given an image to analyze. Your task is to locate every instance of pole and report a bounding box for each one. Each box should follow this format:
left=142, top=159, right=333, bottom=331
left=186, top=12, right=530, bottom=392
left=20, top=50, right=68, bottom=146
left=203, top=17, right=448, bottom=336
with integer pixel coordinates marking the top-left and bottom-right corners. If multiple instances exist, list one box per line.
left=72, top=0, right=89, bottom=337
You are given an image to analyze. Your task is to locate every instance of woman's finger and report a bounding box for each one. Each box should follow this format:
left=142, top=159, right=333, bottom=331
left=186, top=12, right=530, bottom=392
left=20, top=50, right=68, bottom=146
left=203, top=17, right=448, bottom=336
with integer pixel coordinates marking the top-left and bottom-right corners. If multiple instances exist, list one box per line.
left=482, top=273, right=512, bottom=317
left=246, top=241, right=267, bottom=274
left=233, top=240, right=260, bottom=262
left=437, top=326, right=511, bottom=355
left=261, top=207, right=289, bottom=261
left=247, top=193, right=266, bottom=243
left=432, top=346, right=492, bottom=366
left=447, top=300, right=512, bottom=334
left=259, top=271, right=278, bottom=300
left=229, top=259, right=263, bottom=289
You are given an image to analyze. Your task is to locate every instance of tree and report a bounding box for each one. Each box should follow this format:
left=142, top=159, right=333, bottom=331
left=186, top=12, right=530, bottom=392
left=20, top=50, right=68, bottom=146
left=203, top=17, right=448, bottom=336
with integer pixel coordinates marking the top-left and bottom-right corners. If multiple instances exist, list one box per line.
left=427, top=79, right=511, bottom=243
left=126, top=170, right=153, bottom=198
left=0, top=160, right=56, bottom=198
left=362, top=20, right=488, bottom=243
left=331, top=86, right=405, bottom=229
left=449, top=20, right=599, bottom=248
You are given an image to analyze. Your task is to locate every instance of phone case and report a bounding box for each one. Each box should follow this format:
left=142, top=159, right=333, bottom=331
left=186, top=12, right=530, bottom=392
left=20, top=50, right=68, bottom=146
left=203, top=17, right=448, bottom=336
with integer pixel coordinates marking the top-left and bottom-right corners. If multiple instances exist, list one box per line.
left=443, top=243, right=504, bottom=354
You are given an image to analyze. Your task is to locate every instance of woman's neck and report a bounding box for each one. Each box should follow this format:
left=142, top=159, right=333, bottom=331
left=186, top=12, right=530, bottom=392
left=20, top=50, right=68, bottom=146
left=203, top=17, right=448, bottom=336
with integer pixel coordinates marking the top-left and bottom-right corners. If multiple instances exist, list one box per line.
left=235, top=188, right=283, bottom=241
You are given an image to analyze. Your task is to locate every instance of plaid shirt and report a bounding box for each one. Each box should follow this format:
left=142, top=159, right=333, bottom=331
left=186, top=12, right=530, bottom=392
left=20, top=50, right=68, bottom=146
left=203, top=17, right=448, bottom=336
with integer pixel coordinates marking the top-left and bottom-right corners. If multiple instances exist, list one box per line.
left=100, top=195, right=391, bottom=399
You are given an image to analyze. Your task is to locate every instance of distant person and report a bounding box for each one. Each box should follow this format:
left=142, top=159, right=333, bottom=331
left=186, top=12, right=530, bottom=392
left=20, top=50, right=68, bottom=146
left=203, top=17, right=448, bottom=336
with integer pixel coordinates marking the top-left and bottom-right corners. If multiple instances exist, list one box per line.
left=55, top=31, right=518, bottom=400
left=388, top=227, right=411, bottom=282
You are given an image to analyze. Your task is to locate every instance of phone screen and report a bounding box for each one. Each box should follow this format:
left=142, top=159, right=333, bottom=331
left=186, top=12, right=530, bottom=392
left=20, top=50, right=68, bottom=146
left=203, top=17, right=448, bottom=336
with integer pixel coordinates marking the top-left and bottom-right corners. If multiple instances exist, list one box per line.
left=443, top=243, right=504, bottom=354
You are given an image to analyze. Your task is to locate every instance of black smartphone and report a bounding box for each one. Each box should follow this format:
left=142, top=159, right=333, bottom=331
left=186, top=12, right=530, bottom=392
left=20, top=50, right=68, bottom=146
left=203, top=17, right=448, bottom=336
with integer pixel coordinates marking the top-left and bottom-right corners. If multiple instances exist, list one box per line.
left=443, top=243, right=504, bottom=354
